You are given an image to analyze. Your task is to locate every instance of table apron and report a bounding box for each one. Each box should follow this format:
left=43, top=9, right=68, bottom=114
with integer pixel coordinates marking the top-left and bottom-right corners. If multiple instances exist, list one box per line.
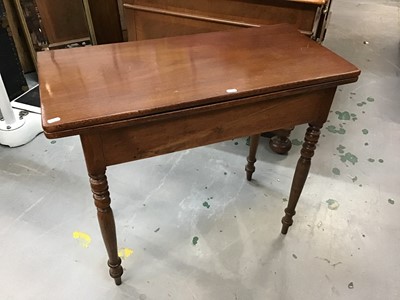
left=97, top=88, right=334, bottom=166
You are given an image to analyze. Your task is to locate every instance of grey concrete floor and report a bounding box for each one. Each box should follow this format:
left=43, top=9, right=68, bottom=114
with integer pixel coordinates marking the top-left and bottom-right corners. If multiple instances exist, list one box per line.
left=0, top=0, right=399, bottom=299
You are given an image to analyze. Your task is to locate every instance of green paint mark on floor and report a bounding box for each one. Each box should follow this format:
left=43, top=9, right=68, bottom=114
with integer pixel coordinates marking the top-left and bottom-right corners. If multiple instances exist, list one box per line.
left=378, top=159, right=384, bottom=163
left=368, top=158, right=375, bottom=163
left=336, top=145, right=346, bottom=154
left=202, top=201, right=210, bottom=209
left=362, top=129, right=369, bottom=135
left=352, top=176, right=358, bottom=183
left=357, top=101, right=367, bottom=107
left=192, top=236, right=199, bottom=245
left=282, top=198, right=288, bottom=202
left=246, top=137, right=250, bottom=146
left=326, top=199, right=340, bottom=210
left=332, top=168, right=341, bottom=175
left=291, top=139, right=303, bottom=146
left=367, top=97, right=375, bottom=102
left=340, top=152, right=358, bottom=165
left=51, top=140, right=56, bottom=144
left=388, top=199, right=395, bottom=205
left=335, top=111, right=351, bottom=120
left=327, top=125, right=346, bottom=135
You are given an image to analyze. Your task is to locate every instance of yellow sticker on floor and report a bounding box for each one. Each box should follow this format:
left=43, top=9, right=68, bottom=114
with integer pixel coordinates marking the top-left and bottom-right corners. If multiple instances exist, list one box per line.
left=118, top=248, right=134, bottom=260
left=72, top=231, right=92, bottom=248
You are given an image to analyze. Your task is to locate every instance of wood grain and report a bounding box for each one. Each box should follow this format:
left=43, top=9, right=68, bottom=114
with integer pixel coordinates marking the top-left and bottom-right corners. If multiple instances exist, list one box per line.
left=38, top=24, right=359, bottom=135
left=35, top=0, right=89, bottom=44
left=124, top=0, right=319, bottom=40
left=39, top=23, right=360, bottom=285
left=87, top=0, right=123, bottom=44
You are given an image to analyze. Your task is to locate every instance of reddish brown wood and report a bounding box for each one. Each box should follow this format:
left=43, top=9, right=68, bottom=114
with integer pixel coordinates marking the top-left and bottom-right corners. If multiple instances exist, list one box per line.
left=38, top=25, right=359, bottom=136
left=123, top=0, right=324, bottom=41
left=246, top=135, right=260, bottom=181
left=269, top=128, right=295, bottom=155
left=38, top=25, right=360, bottom=284
left=122, top=0, right=331, bottom=154
left=35, top=0, right=89, bottom=45
left=90, top=172, right=123, bottom=285
left=80, top=134, right=123, bottom=285
left=87, top=0, right=123, bottom=44
left=281, top=123, right=321, bottom=234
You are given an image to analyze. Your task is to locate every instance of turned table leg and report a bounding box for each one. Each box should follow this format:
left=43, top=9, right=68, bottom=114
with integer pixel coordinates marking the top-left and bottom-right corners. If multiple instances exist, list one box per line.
left=281, top=123, right=321, bottom=234
left=89, top=171, right=123, bottom=285
left=269, top=127, right=294, bottom=155
left=245, top=134, right=260, bottom=181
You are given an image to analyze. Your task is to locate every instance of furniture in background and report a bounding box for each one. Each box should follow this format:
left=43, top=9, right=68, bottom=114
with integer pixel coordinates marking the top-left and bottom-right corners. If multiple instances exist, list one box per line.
left=2, top=0, right=34, bottom=72
left=35, top=0, right=91, bottom=48
left=0, top=0, right=28, bottom=100
left=13, top=0, right=97, bottom=69
left=87, top=0, right=123, bottom=44
left=122, top=0, right=332, bottom=154
left=122, top=0, right=331, bottom=42
left=38, top=24, right=359, bottom=285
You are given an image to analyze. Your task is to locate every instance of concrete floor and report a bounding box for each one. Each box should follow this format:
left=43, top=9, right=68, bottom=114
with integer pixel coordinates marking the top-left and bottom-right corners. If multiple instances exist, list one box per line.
left=0, top=0, right=399, bottom=299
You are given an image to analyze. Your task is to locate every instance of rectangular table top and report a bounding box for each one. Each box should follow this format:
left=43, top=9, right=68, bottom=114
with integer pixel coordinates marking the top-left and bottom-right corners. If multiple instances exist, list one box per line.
left=38, top=24, right=359, bottom=135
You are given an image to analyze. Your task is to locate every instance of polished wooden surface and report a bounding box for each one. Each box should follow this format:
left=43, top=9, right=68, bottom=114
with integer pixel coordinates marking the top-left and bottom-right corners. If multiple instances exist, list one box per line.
left=122, top=0, right=332, bottom=154
left=39, top=25, right=359, bottom=285
left=39, top=24, right=358, bottom=136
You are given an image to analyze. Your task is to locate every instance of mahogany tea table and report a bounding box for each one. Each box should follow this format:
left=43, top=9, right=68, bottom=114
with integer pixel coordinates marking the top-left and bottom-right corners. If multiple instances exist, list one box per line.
left=38, top=24, right=360, bottom=285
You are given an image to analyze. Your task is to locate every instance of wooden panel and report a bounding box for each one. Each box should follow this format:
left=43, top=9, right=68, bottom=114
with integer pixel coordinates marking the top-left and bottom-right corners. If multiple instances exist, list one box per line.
left=35, top=0, right=89, bottom=44
left=38, top=25, right=359, bottom=135
left=100, top=89, right=333, bottom=165
left=123, top=0, right=319, bottom=41
left=88, top=0, right=123, bottom=44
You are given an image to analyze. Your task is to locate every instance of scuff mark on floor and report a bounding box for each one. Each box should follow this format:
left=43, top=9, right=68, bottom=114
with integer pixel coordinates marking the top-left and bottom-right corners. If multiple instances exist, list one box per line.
left=326, top=199, right=340, bottom=210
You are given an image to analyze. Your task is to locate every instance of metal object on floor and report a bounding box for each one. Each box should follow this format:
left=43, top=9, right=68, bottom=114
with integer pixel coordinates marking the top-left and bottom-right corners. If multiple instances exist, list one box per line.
left=0, top=74, right=41, bottom=147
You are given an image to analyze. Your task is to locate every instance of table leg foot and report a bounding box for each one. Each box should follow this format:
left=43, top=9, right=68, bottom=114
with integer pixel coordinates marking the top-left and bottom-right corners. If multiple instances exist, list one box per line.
left=281, top=124, right=321, bottom=234
left=108, top=258, right=123, bottom=285
left=90, top=171, right=123, bottom=284
left=245, top=134, right=260, bottom=181
left=269, top=128, right=294, bottom=155
left=114, top=277, right=122, bottom=286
